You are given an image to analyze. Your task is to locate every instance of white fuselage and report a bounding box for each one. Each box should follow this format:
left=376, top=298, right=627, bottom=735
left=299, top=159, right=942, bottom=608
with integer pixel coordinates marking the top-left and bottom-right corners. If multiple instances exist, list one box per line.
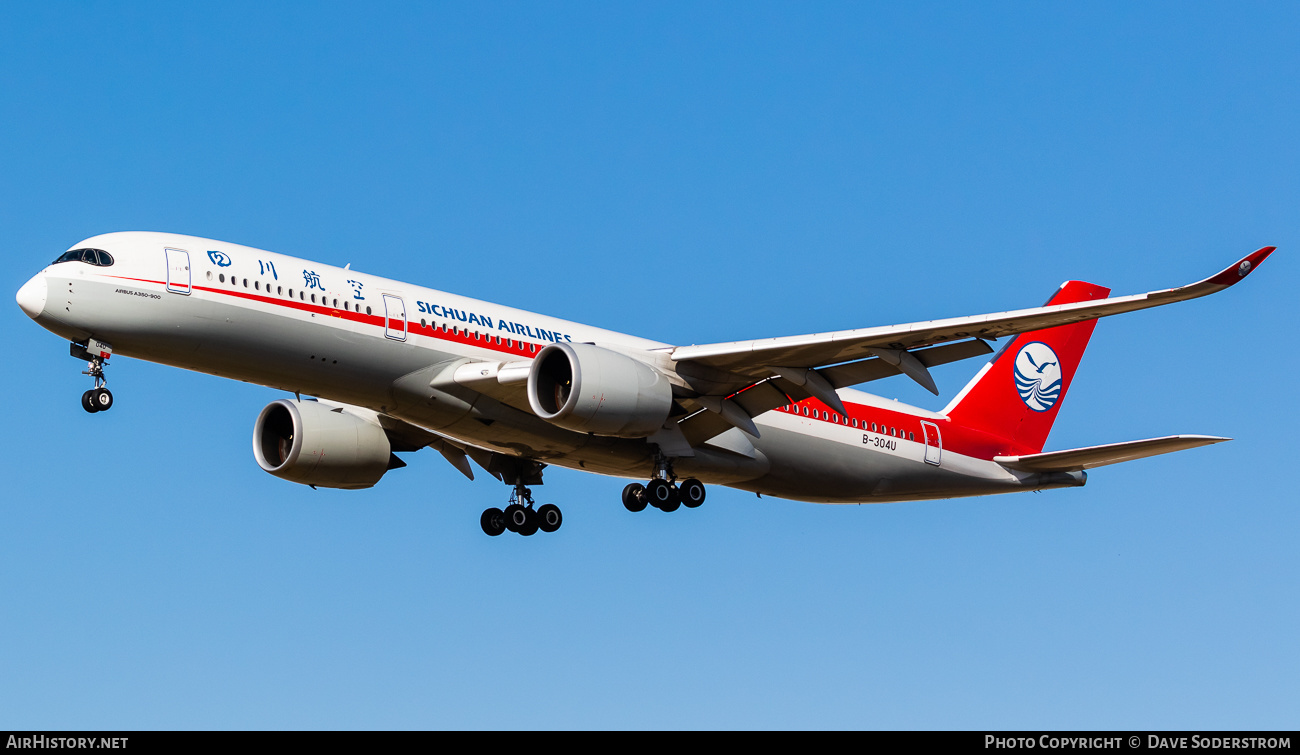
left=19, top=232, right=1054, bottom=503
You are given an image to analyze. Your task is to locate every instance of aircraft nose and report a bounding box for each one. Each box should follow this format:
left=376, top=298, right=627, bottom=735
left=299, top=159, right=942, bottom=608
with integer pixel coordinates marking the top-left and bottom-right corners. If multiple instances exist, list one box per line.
left=16, top=273, right=47, bottom=319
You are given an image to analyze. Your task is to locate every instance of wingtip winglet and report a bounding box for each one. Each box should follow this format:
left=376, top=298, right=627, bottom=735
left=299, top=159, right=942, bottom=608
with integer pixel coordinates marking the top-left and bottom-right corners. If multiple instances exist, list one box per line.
left=1206, top=246, right=1276, bottom=287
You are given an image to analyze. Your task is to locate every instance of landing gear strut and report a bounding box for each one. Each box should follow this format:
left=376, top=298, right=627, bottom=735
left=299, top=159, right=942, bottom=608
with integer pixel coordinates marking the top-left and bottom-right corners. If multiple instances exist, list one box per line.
left=480, top=460, right=561, bottom=537
left=73, top=341, right=113, bottom=414
left=621, top=451, right=706, bottom=514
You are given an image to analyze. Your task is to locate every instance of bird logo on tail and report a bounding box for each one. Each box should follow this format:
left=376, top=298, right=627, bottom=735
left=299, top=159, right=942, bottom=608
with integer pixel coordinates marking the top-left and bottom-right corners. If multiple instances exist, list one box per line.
left=1014, top=342, right=1063, bottom=412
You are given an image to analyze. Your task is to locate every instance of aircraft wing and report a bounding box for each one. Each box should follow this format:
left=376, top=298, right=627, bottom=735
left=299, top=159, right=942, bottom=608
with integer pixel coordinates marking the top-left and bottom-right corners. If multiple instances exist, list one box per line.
left=670, top=247, right=1275, bottom=377
left=663, top=248, right=1273, bottom=443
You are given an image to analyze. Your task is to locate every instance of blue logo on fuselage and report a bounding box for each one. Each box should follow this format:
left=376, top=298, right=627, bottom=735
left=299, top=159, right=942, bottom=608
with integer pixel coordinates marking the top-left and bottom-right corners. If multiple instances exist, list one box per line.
left=207, top=251, right=232, bottom=267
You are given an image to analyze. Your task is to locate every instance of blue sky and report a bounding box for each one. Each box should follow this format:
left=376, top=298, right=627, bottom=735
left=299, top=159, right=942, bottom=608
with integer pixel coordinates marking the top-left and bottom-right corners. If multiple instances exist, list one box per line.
left=2, top=2, right=1297, bottom=729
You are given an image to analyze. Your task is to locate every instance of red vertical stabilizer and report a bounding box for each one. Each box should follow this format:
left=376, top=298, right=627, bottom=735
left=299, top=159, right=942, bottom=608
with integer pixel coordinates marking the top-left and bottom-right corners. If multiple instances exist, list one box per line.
left=943, top=280, right=1111, bottom=455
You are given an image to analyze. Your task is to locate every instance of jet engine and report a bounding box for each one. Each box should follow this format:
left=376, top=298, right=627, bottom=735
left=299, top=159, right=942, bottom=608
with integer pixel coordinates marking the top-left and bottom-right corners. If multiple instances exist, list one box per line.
left=253, top=399, right=398, bottom=489
left=527, top=342, right=673, bottom=438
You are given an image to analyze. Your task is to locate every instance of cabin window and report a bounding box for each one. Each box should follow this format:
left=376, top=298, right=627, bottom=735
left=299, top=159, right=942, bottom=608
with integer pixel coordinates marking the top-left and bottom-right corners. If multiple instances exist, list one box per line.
left=206, top=271, right=212, bottom=281
left=420, top=318, right=427, bottom=328
left=311, top=294, right=316, bottom=303
left=366, top=306, right=372, bottom=315
left=278, top=286, right=283, bottom=295
left=333, top=298, right=338, bottom=308
left=852, top=418, right=859, bottom=428
left=908, top=432, right=915, bottom=441
left=219, top=274, right=225, bottom=283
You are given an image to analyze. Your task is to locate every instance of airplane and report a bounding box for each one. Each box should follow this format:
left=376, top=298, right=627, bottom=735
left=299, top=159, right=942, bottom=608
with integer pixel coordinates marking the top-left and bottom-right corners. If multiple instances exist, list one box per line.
left=15, top=232, right=1274, bottom=537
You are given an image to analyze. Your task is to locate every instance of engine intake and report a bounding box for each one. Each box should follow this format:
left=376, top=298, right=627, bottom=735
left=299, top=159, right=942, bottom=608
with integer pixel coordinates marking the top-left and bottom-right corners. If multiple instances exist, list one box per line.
left=253, top=399, right=395, bottom=489
left=527, top=342, right=673, bottom=438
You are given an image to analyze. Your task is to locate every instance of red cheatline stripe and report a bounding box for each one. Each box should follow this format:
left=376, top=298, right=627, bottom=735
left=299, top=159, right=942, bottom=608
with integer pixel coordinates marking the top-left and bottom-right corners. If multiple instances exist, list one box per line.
left=106, top=275, right=544, bottom=359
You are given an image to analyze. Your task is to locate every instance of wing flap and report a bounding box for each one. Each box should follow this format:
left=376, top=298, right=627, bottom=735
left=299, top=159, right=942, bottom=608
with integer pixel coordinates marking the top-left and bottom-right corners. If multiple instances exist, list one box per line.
left=994, top=435, right=1230, bottom=472
left=818, top=338, right=995, bottom=389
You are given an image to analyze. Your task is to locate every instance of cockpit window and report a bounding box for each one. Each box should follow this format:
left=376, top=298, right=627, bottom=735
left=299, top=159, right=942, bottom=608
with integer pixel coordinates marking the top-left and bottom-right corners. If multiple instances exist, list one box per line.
left=52, top=248, right=114, bottom=267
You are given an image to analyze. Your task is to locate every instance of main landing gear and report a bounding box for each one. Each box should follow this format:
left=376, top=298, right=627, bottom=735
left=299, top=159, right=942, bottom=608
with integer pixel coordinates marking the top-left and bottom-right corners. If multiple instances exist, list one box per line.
left=481, top=471, right=562, bottom=538
left=72, top=342, right=114, bottom=414
left=621, top=453, right=706, bottom=514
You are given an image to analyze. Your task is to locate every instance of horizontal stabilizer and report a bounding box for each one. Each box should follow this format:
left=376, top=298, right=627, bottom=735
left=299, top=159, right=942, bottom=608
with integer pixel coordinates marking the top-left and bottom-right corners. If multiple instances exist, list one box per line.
left=995, top=435, right=1230, bottom=473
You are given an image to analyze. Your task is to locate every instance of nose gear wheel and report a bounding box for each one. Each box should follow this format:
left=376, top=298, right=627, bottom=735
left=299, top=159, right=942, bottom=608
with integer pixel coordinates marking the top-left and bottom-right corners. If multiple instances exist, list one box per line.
left=72, top=341, right=114, bottom=413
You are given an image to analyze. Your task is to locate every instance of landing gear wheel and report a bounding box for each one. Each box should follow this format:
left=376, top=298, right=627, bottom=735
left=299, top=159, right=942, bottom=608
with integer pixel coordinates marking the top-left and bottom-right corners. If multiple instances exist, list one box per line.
left=518, top=507, right=540, bottom=537
left=504, top=503, right=527, bottom=533
left=680, top=478, right=706, bottom=508
left=537, top=504, right=562, bottom=533
left=661, top=485, right=681, bottom=512
left=81, top=390, right=100, bottom=413
left=91, top=387, right=113, bottom=412
left=646, top=478, right=678, bottom=511
left=622, top=483, right=647, bottom=512
left=480, top=508, right=506, bottom=537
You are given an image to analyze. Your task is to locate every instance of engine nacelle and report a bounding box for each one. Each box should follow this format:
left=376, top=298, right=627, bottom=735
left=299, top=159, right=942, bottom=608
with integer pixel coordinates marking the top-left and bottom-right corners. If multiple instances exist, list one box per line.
left=253, top=399, right=394, bottom=490
left=527, top=342, right=673, bottom=438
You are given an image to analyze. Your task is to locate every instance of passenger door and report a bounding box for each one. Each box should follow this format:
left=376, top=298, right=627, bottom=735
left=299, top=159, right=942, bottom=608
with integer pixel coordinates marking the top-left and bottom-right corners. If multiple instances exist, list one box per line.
left=165, top=248, right=191, bottom=295
left=383, top=294, right=407, bottom=341
left=921, top=421, right=942, bottom=466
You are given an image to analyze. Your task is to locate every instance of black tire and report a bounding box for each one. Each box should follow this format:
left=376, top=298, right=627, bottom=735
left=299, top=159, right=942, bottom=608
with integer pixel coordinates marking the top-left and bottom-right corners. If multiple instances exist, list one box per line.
left=519, top=507, right=540, bottom=537
left=680, top=478, right=706, bottom=508
left=92, top=388, right=113, bottom=412
left=621, top=483, right=647, bottom=512
left=646, top=479, right=676, bottom=511
left=81, top=390, right=100, bottom=413
left=480, top=507, right=506, bottom=537
left=538, top=504, right=562, bottom=533
left=504, top=503, right=526, bottom=532
left=661, top=484, right=681, bottom=512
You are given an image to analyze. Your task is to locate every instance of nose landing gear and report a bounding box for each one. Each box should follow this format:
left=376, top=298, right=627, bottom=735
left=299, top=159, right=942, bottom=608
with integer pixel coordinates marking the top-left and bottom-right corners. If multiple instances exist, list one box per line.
left=72, top=340, right=114, bottom=414
left=81, top=387, right=113, bottom=413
